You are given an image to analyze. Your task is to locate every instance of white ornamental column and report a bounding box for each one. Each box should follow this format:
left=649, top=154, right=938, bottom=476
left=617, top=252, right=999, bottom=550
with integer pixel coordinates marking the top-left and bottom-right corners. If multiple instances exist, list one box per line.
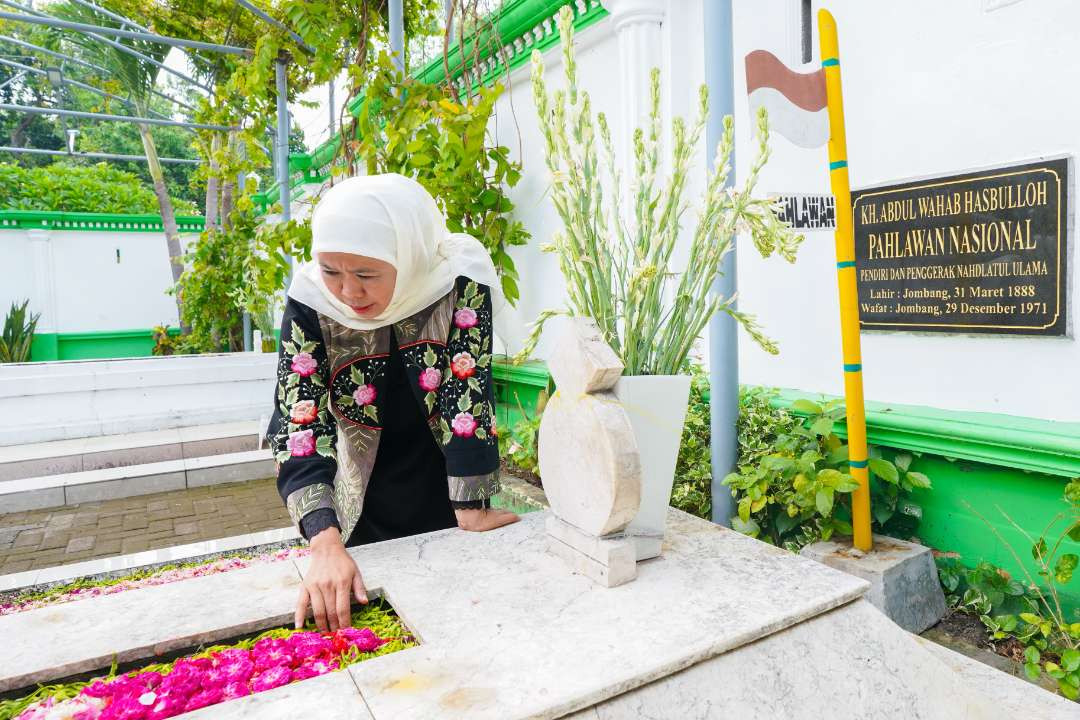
left=601, top=0, right=668, bottom=165
left=27, top=228, right=58, bottom=337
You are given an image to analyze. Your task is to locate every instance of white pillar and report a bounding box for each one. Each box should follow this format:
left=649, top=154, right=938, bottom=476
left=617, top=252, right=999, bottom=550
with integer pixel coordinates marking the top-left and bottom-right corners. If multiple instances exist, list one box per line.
left=602, top=0, right=668, bottom=165
left=27, top=228, right=58, bottom=334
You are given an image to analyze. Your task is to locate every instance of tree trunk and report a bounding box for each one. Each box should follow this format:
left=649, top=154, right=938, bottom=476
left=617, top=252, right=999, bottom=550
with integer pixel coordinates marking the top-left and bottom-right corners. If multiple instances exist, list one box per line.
left=10, top=113, right=35, bottom=148
left=138, top=123, right=186, bottom=327
left=221, top=180, right=234, bottom=230
left=204, top=133, right=221, bottom=230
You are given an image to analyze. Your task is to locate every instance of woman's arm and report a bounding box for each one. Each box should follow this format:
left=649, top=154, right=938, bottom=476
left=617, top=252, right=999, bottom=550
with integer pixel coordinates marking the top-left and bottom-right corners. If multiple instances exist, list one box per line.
left=268, top=299, right=367, bottom=632
left=440, top=278, right=518, bottom=531
left=266, top=299, right=340, bottom=539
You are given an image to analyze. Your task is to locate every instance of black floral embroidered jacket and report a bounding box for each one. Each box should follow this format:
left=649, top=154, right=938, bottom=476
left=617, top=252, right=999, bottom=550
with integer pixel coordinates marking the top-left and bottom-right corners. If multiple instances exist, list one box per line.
left=266, top=277, right=500, bottom=541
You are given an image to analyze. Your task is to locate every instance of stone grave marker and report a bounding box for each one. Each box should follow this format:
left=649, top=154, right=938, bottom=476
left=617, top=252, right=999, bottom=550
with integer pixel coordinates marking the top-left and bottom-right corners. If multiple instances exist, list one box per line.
left=538, top=318, right=643, bottom=587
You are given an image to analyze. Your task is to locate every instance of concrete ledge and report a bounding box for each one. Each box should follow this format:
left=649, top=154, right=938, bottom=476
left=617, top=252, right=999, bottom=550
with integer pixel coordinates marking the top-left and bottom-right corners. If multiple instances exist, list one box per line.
left=0, top=449, right=275, bottom=511
left=916, top=635, right=1075, bottom=719
left=0, top=525, right=300, bottom=594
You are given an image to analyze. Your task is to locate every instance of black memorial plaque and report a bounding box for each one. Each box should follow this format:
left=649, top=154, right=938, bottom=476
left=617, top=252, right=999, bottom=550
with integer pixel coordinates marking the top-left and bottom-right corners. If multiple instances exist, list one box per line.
left=851, top=158, right=1069, bottom=335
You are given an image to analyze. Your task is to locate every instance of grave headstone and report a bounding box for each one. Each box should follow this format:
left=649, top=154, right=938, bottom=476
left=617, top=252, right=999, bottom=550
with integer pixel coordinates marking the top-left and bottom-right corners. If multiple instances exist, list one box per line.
left=538, top=318, right=642, bottom=587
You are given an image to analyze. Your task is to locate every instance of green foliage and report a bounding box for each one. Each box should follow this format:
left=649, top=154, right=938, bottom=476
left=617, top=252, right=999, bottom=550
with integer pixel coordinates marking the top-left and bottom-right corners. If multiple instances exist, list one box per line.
left=73, top=106, right=202, bottom=208
left=499, top=390, right=548, bottom=478
left=0, top=162, right=195, bottom=214
left=939, top=480, right=1080, bottom=701
left=937, top=558, right=1028, bottom=617
left=724, top=393, right=858, bottom=549
left=351, top=54, right=529, bottom=304
left=150, top=325, right=182, bottom=357
left=519, top=7, right=802, bottom=375
left=173, top=214, right=258, bottom=353
left=0, top=300, right=39, bottom=364
left=723, top=390, right=929, bottom=551
left=670, top=365, right=713, bottom=519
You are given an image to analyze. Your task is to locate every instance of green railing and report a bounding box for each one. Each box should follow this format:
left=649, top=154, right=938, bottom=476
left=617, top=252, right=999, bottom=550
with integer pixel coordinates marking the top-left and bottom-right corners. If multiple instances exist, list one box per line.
left=0, top=210, right=206, bottom=233
left=252, top=0, right=610, bottom=212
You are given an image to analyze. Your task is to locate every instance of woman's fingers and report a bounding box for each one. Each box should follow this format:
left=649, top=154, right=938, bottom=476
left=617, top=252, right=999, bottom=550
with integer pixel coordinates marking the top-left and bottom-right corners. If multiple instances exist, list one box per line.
left=456, top=507, right=521, bottom=532
left=336, top=580, right=352, bottom=631
left=353, top=571, right=369, bottom=605
left=488, top=509, right=520, bottom=530
left=294, top=585, right=310, bottom=630
left=309, top=584, right=330, bottom=633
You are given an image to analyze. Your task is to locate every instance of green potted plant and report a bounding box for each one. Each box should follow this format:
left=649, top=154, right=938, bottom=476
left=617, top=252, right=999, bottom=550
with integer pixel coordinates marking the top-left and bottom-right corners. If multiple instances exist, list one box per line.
left=0, top=300, right=40, bottom=364
left=523, top=7, right=803, bottom=548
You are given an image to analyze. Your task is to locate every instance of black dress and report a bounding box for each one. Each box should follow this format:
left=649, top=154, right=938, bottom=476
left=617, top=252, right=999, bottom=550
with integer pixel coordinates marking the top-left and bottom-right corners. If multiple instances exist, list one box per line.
left=343, top=330, right=457, bottom=545
left=296, top=328, right=490, bottom=546
left=269, top=277, right=500, bottom=546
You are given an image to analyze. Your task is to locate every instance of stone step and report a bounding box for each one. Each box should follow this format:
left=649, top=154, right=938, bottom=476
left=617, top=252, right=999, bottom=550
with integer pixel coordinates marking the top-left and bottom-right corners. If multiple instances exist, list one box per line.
left=0, top=449, right=276, bottom=513
left=0, top=421, right=264, bottom=482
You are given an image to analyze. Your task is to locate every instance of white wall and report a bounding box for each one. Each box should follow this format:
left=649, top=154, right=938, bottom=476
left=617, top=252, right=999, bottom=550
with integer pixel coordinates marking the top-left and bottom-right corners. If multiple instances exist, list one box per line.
left=490, top=1, right=710, bottom=360
left=0, top=228, right=198, bottom=333
left=732, top=0, right=1079, bottom=422
left=0, top=353, right=276, bottom=446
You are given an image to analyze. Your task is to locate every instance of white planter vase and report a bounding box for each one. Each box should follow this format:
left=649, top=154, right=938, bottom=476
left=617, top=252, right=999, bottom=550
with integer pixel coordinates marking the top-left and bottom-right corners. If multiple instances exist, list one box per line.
left=612, top=374, right=692, bottom=560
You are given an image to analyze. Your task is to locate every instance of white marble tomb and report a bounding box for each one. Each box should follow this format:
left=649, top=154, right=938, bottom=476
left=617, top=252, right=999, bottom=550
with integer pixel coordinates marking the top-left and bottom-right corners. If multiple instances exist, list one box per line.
left=3, top=509, right=1075, bottom=719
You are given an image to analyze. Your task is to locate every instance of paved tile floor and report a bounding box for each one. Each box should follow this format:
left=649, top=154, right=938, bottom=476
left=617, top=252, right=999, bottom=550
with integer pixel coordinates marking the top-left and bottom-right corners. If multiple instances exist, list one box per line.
left=0, top=478, right=291, bottom=574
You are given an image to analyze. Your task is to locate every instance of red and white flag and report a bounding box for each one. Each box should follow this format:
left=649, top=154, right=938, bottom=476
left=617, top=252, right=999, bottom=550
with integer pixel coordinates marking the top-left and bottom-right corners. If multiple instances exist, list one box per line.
left=745, top=49, right=828, bottom=148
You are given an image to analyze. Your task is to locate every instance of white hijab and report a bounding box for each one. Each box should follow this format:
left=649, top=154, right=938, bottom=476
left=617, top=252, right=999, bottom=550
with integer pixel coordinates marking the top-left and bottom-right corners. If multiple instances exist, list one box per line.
left=287, top=173, right=503, bottom=330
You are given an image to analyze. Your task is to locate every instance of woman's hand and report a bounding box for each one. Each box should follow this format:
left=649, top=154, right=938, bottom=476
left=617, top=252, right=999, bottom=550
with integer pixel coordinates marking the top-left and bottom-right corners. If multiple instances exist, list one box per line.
left=295, top=526, right=368, bottom=632
left=455, top=507, right=520, bottom=532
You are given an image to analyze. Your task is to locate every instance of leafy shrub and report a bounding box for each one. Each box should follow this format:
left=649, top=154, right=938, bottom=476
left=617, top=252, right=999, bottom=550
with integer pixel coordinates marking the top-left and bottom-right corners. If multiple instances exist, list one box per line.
left=670, top=365, right=713, bottom=519
left=499, top=390, right=547, bottom=479
left=352, top=54, right=530, bottom=304
left=150, top=325, right=183, bottom=356
left=172, top=212, right=258, bottom=353
left=0, top=162, right=196, bottom=215
left=938, top=480, right=1080, bottom=700
left=0, top=300, right=39, bottom=363
left=723, top=391, right=930, bottom=551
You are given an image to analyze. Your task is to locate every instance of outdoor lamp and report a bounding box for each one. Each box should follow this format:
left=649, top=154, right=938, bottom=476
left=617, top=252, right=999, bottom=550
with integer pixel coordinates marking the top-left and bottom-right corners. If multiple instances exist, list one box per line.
left=66, top=128, right=78, bottom=154
left=45, top=67, right=63, bottom=86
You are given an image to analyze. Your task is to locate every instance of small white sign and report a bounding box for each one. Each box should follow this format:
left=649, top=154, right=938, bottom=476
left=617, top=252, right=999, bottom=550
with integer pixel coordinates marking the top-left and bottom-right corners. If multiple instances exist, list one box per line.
left=769, top=193, right=836, bottom=231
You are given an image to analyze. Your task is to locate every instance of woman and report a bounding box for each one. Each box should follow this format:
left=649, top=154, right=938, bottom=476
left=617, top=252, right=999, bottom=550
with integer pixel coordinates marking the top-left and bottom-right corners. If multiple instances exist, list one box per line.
left=266, top=173, right=519, bottom=634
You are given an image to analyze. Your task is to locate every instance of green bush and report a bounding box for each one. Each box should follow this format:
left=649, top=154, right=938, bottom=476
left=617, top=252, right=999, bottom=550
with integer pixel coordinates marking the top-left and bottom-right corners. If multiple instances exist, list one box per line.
left=499, top=393, right=546, bottom=479
left=0, top=162, right=196, bottom=215
left=723, top=390, right=930, bottom=551
left=670, top=365, right=713, bottom=519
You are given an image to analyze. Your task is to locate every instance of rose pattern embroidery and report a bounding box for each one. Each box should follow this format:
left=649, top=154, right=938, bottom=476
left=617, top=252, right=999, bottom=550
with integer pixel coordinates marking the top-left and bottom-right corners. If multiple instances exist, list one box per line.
left=352, top=384, right=377, bottom=406
left=286, top=429, right=315, bottom=457
left=451, top=351, right=476, bottom=380
left=434, top=281, right=496, bottom=449
left=453, top=306, right=478, bottom=329
left=331, top=358, right=387, bottom=427
left=290, top=352, right=317, bottom=377
left=451, top=412, right=478, bottom=438
left=419, top=367, right=441, bottom=392
left=289, top=400, right=317, bottom=425
left=271, top=321, right=335, bottom=463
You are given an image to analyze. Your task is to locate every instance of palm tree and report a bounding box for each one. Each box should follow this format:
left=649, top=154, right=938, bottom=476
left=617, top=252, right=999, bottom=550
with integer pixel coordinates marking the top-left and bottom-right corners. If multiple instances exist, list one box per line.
left=53, top=2, right=188, bottom=321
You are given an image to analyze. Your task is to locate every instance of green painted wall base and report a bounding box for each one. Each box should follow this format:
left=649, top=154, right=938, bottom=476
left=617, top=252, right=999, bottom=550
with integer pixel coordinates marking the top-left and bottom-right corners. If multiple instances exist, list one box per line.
left=492, top=358, right=551, bottom=432
left=909, top=453, right=1078, bottom=613
left=29, top=329, right=177, bottom=361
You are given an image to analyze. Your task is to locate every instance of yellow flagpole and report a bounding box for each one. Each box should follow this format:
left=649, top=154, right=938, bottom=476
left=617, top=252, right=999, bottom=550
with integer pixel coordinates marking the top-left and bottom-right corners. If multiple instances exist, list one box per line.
left=818, top=8, right=872, bottom=552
